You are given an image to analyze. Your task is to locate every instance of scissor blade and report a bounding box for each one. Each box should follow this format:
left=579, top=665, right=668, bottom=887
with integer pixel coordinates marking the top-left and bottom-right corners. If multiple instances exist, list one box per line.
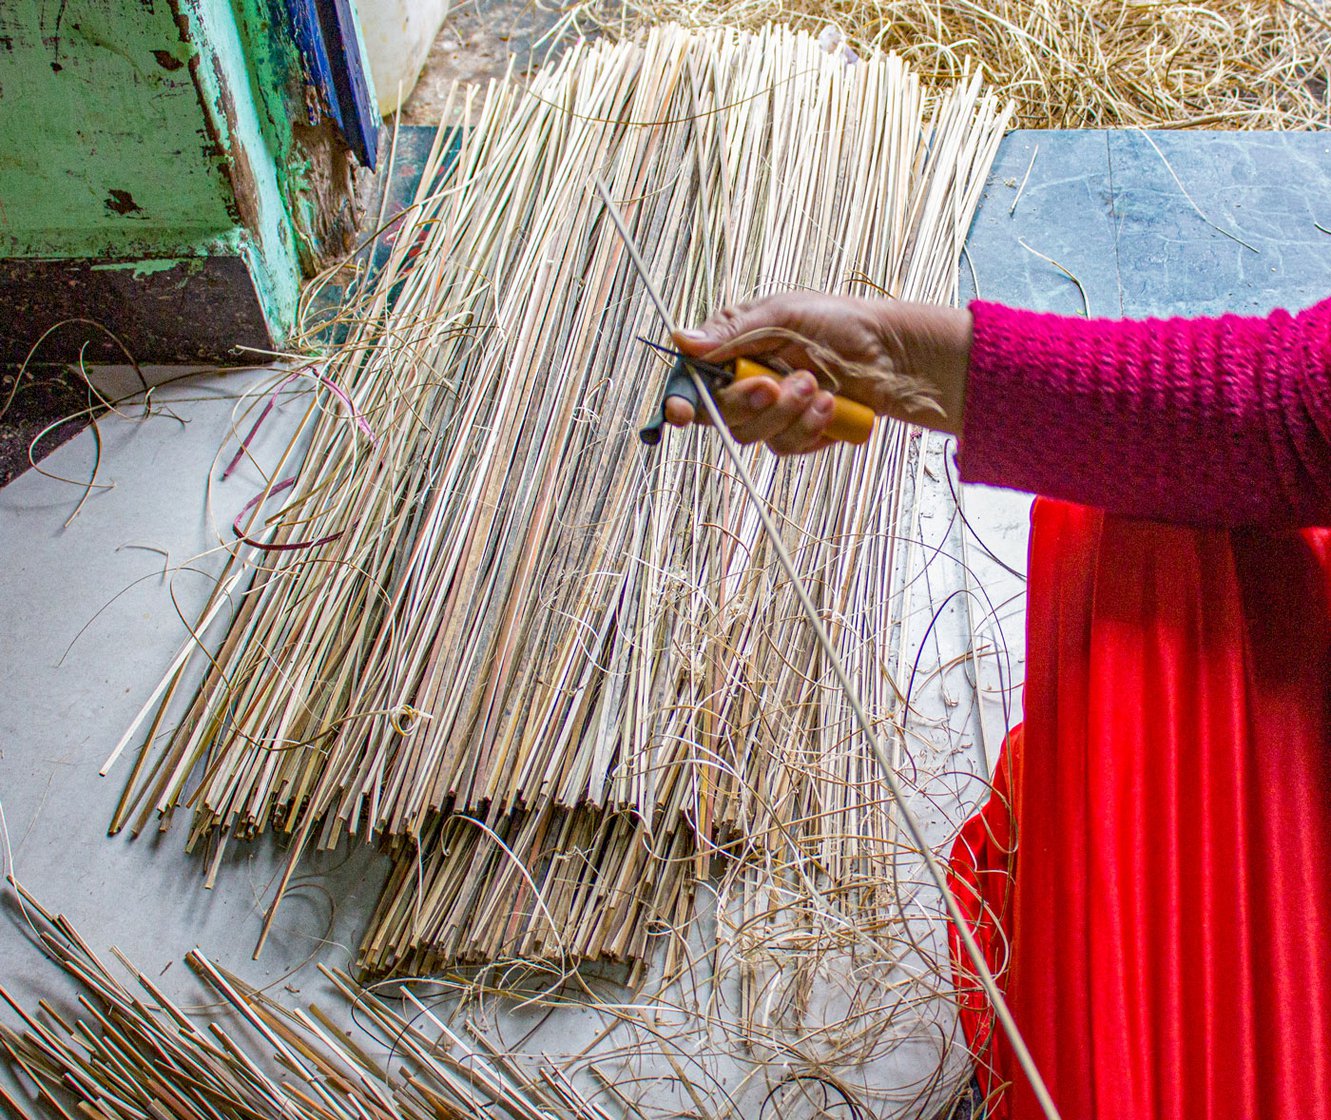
left=593, top=177, right=682, bottom=337
left=635, top=337, right=732, bottom=385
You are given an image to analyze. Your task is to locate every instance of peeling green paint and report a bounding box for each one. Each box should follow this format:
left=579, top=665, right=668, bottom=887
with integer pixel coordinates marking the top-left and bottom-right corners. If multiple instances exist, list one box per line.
left=90, top=258, right=188, bottom=278
left=0, top=0, right=369, bottom=341
left=171, top=0, right=305, bottom=331
left=0, top=1, right=239, bottom=259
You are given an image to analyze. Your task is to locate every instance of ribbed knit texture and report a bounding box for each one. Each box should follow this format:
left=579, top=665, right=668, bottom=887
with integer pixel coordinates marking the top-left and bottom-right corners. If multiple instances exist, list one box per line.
left=957, top=298, right=1331, bottom=527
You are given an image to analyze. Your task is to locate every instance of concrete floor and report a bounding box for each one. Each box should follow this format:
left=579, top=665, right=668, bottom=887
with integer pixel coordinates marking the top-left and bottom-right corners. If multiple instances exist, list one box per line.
left=400, top=0, right=572, bottom=124
left=4, top=129, right=1331, bottom=1117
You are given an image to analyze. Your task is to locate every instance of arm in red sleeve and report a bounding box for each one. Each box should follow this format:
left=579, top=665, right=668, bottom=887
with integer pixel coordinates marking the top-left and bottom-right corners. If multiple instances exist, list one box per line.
left=955, top=297, right=1331, bottom=528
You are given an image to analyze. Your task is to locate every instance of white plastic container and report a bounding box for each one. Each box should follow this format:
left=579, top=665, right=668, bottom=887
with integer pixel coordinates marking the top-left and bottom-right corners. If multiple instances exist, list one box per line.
left=355, top=0, right=450, bottom=115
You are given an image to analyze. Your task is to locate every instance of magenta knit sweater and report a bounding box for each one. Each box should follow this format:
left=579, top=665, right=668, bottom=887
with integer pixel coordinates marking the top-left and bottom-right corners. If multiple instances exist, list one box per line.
left=956, top=297, right=1331, bottom=528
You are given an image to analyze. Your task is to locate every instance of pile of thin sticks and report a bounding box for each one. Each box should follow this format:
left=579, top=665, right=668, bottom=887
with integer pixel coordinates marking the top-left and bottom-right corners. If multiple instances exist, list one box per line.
left=0, top=884, right=606, bottom=1120
left=0, top=880, right=987, bottom=1120
left=110, top=25, right=1008, bottom=977
left=586, top=0, right=1331, bottom=129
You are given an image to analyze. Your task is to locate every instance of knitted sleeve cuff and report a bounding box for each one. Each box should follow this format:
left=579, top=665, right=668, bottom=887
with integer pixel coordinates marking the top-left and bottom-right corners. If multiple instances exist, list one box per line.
left=956, top=298, right=1331, bottom=528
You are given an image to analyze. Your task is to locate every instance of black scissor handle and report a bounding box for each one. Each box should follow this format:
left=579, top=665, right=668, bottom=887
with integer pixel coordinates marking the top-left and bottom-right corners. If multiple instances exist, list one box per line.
left=639, top=356, right=701, bottom=445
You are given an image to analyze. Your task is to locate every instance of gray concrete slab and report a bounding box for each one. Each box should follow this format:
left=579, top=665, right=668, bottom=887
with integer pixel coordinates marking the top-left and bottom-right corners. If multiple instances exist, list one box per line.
left=1108, top=129, right=1331, bottom=316
left=0, top=371, right=391, bottom=1007
left=961, top=130, right=1121, bottom=315
left=3, top=128, right=1331, bottom=1117
left=962, top=128, right=1331, bottom=318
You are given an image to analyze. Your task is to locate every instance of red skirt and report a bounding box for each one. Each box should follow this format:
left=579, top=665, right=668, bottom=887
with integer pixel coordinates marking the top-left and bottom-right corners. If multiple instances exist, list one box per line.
left=950, top=499, right=1331, bottom=1119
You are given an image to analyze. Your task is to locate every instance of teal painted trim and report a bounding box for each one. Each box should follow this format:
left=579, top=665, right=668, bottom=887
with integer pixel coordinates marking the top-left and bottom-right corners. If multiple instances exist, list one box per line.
left=230, top=0, right=377, bottom=271
left=226, top=0, right=341, bottom=272
left=173, top=0, right=305, bottom=338
left=236, top=229, right=298, bottom=340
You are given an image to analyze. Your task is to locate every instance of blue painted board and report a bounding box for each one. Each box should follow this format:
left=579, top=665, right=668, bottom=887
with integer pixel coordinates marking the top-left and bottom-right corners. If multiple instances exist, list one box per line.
left=285, top=0, right=379, bottom=168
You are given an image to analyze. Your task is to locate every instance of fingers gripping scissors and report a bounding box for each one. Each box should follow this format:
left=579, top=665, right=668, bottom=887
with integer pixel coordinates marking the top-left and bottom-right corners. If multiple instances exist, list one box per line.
left=592, top=178, right=875, bottom=448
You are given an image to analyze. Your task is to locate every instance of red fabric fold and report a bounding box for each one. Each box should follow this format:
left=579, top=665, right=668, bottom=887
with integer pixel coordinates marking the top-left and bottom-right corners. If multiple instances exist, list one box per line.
left=950, top=499, right=1331, bottom=1119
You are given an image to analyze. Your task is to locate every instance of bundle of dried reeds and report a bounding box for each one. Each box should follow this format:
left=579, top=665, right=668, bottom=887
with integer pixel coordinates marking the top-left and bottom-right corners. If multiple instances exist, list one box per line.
left=109, top=25, right=1009, bottom=979
left=0, top=883, right=613, bottom=1120
left=360, top=806, right=696, bottom=974
left=586, top=0, right=1331, bottom=129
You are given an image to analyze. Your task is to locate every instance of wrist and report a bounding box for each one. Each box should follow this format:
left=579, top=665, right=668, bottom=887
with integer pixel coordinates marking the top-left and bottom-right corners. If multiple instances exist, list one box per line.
left=932, top=305, right=973, bottom=437
left=871, top=301, right=972, bottom=436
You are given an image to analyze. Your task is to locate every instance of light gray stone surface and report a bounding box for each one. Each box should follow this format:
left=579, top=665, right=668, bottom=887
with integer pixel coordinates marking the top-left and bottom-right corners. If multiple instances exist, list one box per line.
left=3, top=128, right=1330, bottom=1115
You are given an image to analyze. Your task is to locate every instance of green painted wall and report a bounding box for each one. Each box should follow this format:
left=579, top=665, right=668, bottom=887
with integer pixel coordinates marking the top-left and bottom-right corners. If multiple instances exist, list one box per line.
left=0, top=1, right=239, bottom=258
left=0, top=1, right=369, bottom=340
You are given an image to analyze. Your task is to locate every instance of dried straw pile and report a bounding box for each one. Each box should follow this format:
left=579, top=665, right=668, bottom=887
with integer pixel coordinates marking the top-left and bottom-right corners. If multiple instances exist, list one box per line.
left=111, top=24, right=1009, bottom=1010
left=0, top=885, right=624, bottom=1120
left=589, top=0, right=1331, bottom=128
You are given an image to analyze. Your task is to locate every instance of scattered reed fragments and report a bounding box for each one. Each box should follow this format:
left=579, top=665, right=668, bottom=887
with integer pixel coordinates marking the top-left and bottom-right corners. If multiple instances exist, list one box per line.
left=109, top=25, right=1008, bottom=988
left=0, top=883, right=612, bottom=1120
left=587, top=0, right=1331, bottom=129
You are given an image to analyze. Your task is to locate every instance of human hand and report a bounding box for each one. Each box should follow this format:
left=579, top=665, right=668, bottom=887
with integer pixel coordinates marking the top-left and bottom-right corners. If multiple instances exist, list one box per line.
left=669, top=292, right=973, bottom=454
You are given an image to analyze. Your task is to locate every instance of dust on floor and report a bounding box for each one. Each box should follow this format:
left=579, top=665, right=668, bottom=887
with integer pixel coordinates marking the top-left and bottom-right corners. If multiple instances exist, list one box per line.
left=400, top=0, right=576, bottom=125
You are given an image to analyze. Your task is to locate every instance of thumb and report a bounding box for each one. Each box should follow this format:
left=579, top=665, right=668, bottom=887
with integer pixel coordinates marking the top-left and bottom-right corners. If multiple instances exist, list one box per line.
left=672, top=304, right=772, bottom=365
left=671, top=326, right=715, bottom=358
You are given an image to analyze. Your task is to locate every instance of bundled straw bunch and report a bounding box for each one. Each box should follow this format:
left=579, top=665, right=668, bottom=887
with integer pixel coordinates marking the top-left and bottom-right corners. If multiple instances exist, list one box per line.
left=0, top=885, right=622, bottom=1120
left=111, top=25, right=1009, bottom=983
left=588, top=0, right=1331, bottom=128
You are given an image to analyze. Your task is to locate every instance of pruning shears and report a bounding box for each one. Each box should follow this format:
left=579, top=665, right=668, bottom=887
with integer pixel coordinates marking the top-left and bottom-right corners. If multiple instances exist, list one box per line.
left=633, top=340, right=875, bottom=447
left=593, top=178, right=876, bottom=449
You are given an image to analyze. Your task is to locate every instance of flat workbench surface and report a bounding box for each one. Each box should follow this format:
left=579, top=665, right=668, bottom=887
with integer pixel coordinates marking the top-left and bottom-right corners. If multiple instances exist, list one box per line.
left=2, top=128, right=1328, bottom=1114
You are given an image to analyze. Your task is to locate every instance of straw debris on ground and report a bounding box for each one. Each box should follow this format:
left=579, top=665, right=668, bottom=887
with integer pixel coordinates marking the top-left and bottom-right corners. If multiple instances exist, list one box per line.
left=582, top=0, right=1331, bottom=128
